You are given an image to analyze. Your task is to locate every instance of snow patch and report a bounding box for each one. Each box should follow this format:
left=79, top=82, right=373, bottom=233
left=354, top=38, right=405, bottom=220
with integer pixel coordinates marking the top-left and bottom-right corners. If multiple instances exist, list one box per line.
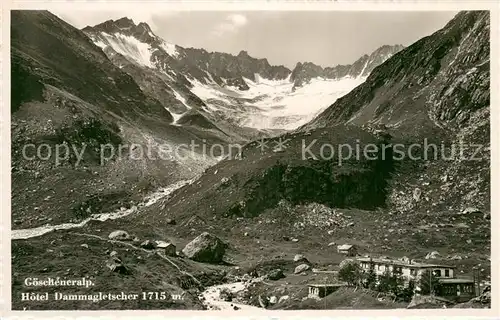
left=188, top=74, right=365, bottom=130
left=161, top=41, right=179, bottom=58
left=100, top=32, right=154, bottom=68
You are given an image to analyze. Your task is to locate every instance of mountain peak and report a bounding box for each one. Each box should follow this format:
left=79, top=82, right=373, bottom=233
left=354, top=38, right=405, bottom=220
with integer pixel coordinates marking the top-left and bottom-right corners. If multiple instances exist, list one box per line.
left=114, top=17, right=136, bottom=27
left=137, top=22, right=153, bottom=33
left=85, top=17, right=158, bottom=45
left=238, top=50, right=250, bottom=57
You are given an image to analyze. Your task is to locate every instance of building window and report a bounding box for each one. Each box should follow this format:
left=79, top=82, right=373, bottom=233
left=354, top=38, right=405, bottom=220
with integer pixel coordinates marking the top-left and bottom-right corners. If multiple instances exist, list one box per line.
left=410, top=268, right=416, bottom=276
left=434, top=269, right=442, bottom=277
left=444, top=269, right=450, bottom=277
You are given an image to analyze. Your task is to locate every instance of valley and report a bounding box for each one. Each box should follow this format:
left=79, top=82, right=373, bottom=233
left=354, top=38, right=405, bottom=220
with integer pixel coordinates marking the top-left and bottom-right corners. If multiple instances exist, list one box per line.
left=10, top=10, right=491, bottom=311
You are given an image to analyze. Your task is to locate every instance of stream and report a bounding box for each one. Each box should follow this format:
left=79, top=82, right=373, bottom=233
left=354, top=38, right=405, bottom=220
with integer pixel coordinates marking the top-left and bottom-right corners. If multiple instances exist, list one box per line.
left=11, top=179, right=192, bottom=240
left=200, top=282, right=263, bottom=311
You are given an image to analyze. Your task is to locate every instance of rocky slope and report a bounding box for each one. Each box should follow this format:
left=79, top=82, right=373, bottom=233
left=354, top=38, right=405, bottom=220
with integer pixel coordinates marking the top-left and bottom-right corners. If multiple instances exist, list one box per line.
left=304, top=10, right=490, bottom=215
left=290, top=44, right=404, bottom=89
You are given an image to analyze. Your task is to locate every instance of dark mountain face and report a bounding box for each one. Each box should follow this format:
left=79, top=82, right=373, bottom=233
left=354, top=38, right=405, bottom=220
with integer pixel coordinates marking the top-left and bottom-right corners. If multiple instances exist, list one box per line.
left=83, top=18, right=160, bottom=46
left=290, top=45, right=404, bottom=89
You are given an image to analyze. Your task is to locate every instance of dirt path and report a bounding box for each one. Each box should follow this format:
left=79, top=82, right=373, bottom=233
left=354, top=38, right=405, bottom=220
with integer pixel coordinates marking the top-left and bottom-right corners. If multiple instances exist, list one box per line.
left=11, top=179, right=192, bottom=240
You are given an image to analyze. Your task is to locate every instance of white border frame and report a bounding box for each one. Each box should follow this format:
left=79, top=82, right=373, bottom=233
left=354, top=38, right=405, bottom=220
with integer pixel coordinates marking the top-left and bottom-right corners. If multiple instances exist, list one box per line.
left=1, top=1, right=499, bottom=319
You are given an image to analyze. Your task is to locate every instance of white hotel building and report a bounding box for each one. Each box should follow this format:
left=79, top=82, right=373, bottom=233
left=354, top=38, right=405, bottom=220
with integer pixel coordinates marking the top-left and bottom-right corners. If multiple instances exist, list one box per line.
left=356, top=257, right=455, bottom=281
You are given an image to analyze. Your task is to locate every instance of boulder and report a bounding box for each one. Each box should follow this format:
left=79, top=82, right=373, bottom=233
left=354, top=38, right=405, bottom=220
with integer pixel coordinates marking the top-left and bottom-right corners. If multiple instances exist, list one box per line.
left=267, top=269, right=285, bottom=281
left=413, top=188, right=422, bottom=202
left=278, top=295, right=290, bottom=303
left=269, top=296, right=278, bottom=304
left=461, top=207, right=481, bottom=215
left=407, top=295, right=446, bottom=309
left=181, top=232, right=226, bottom=263
left=105, top=257, right=129, bottom=274
left=108, top=230, right=130, bottom=241
left=140, top=240, right=157, bottom=250
left=425, top=251, right=441, bottom=259
left=258, top=295, right=268, bottom=308
left=294, top=264, right=310, bottom=274
left=219, top=288, right=233, bottom=302
left=293, top=254, right=308, bottom=262
left=166, top=218, right=176, bottom=225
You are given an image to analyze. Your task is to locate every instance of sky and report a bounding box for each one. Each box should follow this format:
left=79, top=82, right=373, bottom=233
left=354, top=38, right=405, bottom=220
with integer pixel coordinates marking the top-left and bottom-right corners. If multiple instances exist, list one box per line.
left=53, top=10, right=458, bottom=69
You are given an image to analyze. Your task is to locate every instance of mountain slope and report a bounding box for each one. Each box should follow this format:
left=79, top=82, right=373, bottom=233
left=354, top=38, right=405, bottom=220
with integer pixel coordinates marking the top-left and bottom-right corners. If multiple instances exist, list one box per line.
left=132, top=11, right=490, bottom=262
left=303, top=10, right=490, bottom=214
left=11, top=11, right=225, bottom=229
left=305, top=11, right=489, bottom=134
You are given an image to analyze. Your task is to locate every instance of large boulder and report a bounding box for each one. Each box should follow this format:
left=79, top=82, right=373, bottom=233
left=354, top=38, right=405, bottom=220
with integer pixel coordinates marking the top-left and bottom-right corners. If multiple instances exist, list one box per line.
left=105, top=256, right=130, bottom=274
left=267, top=269, right=285, bottom=281
left=140, top=240, right=157, bottom=250
left=294, top=263, right=310, bottom=274
left=181, top=232, right=226, bottom=263
left=108, top=230, right=130, bottom=241
left=293, top=254, right=308, bottom=263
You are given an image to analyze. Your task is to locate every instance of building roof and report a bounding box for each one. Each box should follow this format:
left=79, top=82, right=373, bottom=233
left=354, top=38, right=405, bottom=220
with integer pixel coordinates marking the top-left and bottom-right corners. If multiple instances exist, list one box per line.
left=308, top=283, right=346, bottom=288
left=439, top=278, right=475, bottom=284
left=155, top=240, right=175, bottom=248
left=337, top=244, right=354, bottom=250
left=357, top=257, right=454, bottom=269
